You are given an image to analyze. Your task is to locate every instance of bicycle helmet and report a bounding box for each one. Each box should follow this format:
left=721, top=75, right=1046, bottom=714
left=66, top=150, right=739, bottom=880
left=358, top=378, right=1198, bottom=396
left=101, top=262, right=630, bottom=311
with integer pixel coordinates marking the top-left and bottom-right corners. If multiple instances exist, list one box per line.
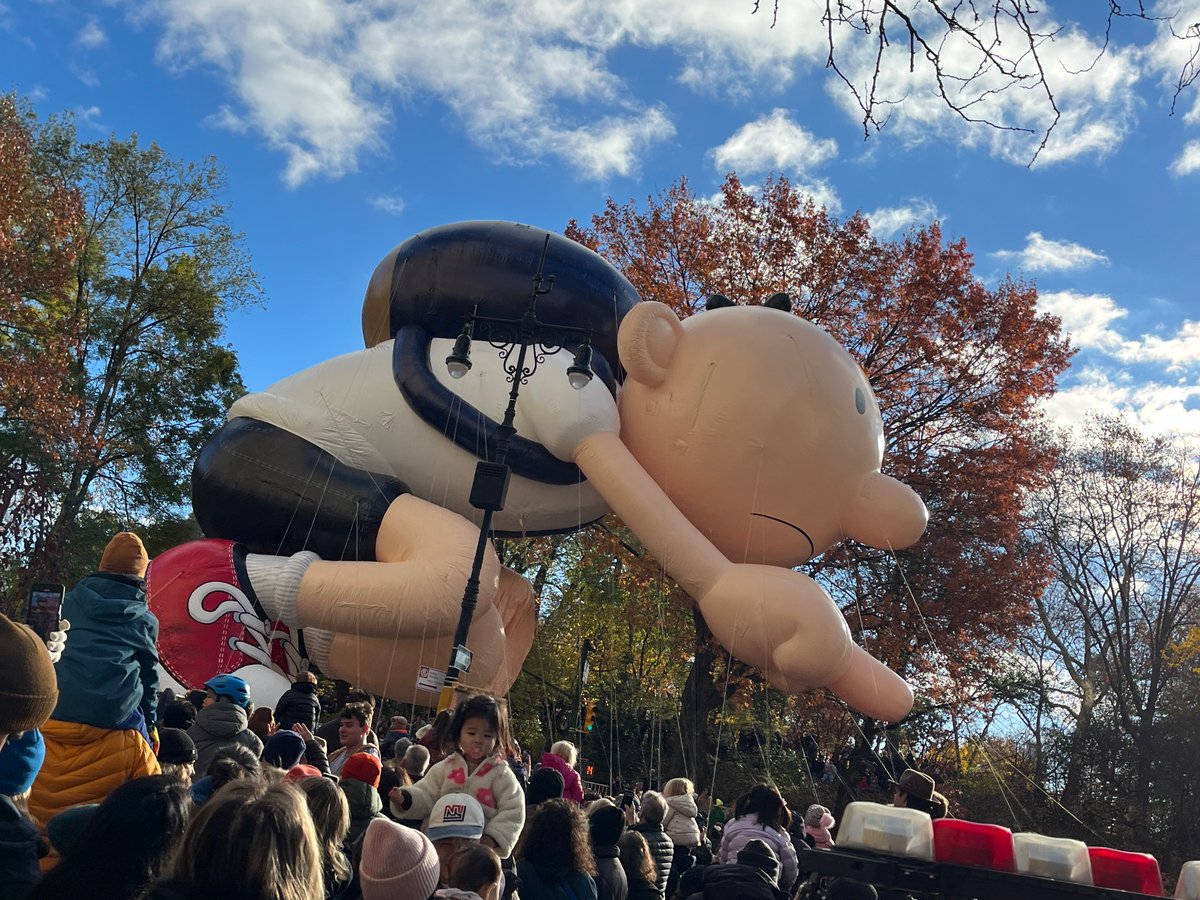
left=204, top=673, right=251, bottom=709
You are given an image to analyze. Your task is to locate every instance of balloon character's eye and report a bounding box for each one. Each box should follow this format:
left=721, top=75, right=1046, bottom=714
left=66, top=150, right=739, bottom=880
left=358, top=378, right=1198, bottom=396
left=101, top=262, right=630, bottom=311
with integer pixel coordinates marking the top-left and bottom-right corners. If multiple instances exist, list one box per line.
left=855, top=387, right=866, bottom=415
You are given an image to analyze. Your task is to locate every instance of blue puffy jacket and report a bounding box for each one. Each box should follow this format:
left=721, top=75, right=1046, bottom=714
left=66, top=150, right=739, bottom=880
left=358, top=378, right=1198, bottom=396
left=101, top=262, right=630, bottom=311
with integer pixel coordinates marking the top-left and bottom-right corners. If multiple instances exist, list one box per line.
left=53, top=573, right=159, bottom=730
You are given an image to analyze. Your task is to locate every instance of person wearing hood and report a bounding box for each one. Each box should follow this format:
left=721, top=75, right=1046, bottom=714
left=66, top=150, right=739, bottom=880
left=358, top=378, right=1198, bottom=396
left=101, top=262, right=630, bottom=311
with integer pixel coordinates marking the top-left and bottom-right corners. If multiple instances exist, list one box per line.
left=685, top=838, right=787, bottom=900
left=275, top=670, right=322, bottom=732
left=539, top=740, right=585, bottom=805
left=29, top=534, right=161, bottom=829
left=340, top=752, right=386, bottom=846
left=588, top=801, right=628, bottom=900
left=187, top=674, right=263, bottom=777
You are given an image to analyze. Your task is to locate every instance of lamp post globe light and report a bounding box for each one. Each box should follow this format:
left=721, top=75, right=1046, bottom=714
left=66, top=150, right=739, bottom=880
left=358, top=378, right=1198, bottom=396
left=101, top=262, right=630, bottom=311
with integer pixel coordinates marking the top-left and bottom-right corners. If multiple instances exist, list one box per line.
left=437, top=235, right=594, bottom=710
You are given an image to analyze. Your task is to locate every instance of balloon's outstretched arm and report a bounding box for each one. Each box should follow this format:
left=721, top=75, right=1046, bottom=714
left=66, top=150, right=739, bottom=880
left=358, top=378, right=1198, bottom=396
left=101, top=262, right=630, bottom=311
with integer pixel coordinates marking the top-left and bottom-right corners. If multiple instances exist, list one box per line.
left=573, top=431, right=913, bottom=721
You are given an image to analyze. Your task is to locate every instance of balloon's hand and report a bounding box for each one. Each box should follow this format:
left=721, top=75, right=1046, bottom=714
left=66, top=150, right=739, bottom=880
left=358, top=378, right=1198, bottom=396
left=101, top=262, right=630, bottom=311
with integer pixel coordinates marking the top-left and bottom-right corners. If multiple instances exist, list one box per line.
left=698, top=564, right=913, bottom=721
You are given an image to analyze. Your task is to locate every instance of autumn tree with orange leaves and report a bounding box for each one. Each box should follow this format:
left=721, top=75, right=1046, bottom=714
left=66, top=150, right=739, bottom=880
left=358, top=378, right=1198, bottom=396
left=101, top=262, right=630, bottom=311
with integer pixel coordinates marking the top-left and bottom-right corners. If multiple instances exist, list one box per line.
left=554, top=173, right=1072, bottom=787
left=0, top=97, right=85, bottom=591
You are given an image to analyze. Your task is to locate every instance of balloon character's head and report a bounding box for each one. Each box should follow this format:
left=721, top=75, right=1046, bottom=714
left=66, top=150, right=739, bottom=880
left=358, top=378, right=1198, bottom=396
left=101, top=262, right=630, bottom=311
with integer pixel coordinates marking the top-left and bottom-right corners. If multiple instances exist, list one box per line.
left=616, top=296, right=928, bottom=566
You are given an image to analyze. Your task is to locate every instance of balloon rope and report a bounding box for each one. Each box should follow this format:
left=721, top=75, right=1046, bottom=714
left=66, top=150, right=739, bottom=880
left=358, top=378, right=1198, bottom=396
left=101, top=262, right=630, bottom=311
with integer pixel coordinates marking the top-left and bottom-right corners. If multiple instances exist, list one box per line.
left=707, top=640, right=736, bottom=806
left=273, top=453, right=325, bottom=557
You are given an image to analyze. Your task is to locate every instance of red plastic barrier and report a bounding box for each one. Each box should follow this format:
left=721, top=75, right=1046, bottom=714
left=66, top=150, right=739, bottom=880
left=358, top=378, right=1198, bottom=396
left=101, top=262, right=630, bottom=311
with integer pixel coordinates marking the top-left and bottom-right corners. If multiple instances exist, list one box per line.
left=933, top=819, right=1016, bottom=872
left=1087, top=847, right=1163, bottom=895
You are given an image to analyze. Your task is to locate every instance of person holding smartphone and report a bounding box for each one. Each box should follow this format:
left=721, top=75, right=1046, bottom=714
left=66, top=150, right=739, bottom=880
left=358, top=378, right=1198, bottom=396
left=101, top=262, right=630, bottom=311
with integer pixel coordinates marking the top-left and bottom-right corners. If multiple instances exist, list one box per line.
left=29, top=532, right=162, bottom=831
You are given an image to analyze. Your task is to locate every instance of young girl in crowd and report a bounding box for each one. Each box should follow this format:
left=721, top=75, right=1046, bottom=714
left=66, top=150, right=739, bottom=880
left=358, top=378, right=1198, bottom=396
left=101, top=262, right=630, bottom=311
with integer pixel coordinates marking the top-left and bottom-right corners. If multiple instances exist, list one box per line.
left=538, top=740, right=584, bottom=805
left=803, top=803, right=836, bottom=850
left=662, top=776, right=702, bottom=896
left=717, top=784, right=799, bottom=894
left=389, top=693, right=526, bottom=859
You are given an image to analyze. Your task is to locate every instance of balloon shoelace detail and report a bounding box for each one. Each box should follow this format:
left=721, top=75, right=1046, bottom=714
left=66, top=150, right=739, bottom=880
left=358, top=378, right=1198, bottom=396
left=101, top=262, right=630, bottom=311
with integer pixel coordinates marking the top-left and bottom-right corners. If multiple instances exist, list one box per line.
left=187, top=580, right=303, bottom=679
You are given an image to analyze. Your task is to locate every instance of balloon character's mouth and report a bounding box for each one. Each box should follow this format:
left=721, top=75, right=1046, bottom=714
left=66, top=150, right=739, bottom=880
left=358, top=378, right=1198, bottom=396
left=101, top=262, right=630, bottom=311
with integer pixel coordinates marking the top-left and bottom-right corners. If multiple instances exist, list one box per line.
left=751, top=512, right=816, bottom=560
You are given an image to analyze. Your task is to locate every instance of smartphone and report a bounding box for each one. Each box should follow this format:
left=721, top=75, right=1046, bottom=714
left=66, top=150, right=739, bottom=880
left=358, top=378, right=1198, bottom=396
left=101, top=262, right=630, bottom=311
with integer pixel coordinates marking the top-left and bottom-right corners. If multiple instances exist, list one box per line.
left=26, top=583, right=65, bottom=644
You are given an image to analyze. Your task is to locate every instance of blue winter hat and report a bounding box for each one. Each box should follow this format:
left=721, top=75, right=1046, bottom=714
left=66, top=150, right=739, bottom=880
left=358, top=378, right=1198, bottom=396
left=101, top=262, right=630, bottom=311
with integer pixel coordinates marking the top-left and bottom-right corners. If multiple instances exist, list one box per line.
left=262, top=729, right=306, bottom=769
left=0, top=728, right=46, bottom=795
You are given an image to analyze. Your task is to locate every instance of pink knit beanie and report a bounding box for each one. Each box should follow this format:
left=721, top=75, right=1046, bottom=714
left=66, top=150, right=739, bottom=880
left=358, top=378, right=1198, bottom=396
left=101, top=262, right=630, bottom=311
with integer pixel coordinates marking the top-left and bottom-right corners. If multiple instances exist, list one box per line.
left=360, top=817, right=439, bottom=900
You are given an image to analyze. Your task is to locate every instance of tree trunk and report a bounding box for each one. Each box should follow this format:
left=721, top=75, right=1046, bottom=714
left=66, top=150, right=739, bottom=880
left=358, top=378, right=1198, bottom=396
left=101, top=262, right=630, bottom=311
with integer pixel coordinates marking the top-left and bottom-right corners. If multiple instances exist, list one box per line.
left=666, top=608, right=724, bottom=789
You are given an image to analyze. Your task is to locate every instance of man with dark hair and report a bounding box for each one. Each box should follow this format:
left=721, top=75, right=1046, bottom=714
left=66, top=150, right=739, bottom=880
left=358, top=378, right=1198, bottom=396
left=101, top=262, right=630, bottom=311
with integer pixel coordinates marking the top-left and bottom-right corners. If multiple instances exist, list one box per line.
left=316, top=689, right=378, bottom=748
left=328, top=704, right=379, bottom=777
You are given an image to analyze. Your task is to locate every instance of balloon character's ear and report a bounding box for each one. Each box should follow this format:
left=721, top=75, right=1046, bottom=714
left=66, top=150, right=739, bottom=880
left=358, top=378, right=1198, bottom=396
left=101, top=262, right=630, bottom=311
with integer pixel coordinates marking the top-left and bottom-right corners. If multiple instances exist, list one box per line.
left=843, top=471, right=929, bottom=550
left=705, top=293, right=736, bottom=311
left=618, top=302, right=684, bottom=387
left=763, top=292, right=793, bottom=312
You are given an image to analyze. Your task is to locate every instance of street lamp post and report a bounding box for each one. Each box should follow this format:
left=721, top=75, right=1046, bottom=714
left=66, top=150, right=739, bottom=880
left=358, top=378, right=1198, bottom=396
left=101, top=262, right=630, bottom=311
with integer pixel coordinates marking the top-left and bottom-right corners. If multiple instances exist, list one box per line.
left=437, top=235, right=595, bottom=711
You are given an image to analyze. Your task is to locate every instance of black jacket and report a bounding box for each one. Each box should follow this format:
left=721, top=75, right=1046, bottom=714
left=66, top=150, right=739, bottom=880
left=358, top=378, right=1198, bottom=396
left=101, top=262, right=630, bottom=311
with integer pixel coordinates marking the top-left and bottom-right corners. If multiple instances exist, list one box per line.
left=684, top=863, right=787, bottom=900
left=626, top=876, right=662, bottom=900
left=275, top=682, right=321, bottom=731
left=593, top=845, right=628, bottom=900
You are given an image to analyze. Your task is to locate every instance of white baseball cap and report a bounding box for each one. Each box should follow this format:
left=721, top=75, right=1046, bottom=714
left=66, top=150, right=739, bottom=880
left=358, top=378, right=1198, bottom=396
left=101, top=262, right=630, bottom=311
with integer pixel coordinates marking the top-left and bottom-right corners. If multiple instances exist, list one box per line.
left=425, top=792, right=485, bottom=841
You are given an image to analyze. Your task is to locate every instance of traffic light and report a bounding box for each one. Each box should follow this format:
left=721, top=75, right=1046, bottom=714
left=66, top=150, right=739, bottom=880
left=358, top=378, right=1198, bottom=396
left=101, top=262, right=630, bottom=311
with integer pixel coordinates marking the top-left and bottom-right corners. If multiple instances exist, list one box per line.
left=583, top=700, right=597, bottom=732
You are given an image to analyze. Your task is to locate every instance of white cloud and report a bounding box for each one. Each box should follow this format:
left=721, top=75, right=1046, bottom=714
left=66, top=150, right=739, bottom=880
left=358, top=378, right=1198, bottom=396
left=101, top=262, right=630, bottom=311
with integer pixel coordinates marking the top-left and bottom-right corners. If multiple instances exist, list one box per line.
left=539, top=108, right=675, bottom=180
left=73, top=105, right=105, bottom=132
left=1039, top=290, right=1200, bottom=368
left=865, top=198, right=940, bottom=238
left=1038, top=291, right=1129, bottom=353
left=1037, top=288, right=1200, bottom=439
left=712, top=109, right=838, bottom=174
left=76, top=18, right=107, bottom=48
left=793, top=178, right=842, bottom=214
left=1135, top=318, right=1200, bottom=368
left=369, top=194, right=407, bottom=216
left=116, top=1, right=1184, bottom=183
left=139, top=0, right=723, bottom=185
left=995, top=232, right=1109, bottom=273
left=1041, top=367, right=1200, bottom=440
left=1170, top=139, right=1200, bottom=175
left=126, top=0, right=845, bottom=186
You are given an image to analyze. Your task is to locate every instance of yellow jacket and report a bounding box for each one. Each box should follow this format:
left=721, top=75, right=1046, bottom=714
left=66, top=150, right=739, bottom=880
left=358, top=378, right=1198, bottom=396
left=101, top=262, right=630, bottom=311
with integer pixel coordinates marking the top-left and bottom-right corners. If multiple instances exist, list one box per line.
left=29, top=718, right=160, bottom=825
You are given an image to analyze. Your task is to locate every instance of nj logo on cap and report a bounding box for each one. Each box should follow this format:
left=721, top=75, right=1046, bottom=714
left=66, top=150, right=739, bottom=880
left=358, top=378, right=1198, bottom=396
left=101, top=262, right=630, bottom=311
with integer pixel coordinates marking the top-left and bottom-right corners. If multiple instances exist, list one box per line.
left=443, top=803, right=467, bottom=823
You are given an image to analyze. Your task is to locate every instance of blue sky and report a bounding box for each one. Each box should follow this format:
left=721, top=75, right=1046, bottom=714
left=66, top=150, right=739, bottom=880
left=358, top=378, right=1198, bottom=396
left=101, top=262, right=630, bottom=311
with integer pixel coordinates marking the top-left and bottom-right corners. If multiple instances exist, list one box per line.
left=4, top=0, right=1198, bottom=438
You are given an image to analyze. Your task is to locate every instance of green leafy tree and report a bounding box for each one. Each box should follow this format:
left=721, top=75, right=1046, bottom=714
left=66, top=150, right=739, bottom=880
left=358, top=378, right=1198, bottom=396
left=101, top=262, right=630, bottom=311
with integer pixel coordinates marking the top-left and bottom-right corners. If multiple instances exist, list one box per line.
left=0, top=96, right=258, bottom=607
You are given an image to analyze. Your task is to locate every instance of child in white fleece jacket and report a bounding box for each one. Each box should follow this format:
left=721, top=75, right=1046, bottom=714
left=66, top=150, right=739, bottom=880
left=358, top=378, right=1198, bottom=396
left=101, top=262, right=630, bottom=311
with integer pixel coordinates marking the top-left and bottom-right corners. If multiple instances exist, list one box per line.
left=389, top=694, right=525, bottom=858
